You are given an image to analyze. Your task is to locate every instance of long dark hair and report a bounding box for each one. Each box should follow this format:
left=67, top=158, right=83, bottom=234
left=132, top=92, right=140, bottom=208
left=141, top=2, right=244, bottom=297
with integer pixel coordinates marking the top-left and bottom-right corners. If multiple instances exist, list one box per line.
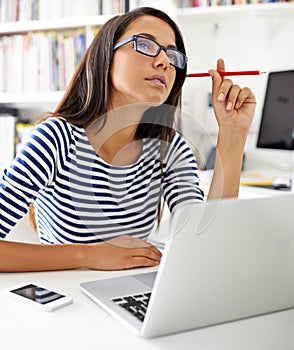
left=29, top=7, right=188, bottom=230
left=52, top=7, right=187, bottom=135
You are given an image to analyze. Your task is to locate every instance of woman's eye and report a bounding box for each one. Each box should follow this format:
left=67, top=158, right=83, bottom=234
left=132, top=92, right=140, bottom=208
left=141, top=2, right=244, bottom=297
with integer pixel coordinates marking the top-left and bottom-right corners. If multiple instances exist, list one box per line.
left=137, top=40, right=153, bottom=52
left=138, top=43, right=149, bottom=50
left=167, top=51, right=177, bottom=63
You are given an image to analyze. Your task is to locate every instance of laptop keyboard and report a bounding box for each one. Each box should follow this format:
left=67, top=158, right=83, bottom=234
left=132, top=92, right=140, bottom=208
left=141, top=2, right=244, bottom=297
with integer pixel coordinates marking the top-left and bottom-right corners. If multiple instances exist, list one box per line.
left=112, top=292, right=152, bottom=322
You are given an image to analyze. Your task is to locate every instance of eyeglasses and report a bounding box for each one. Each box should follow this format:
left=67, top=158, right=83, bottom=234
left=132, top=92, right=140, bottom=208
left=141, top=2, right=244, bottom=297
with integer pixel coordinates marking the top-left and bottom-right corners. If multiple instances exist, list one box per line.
left=113, top=35, right=188, bottom=70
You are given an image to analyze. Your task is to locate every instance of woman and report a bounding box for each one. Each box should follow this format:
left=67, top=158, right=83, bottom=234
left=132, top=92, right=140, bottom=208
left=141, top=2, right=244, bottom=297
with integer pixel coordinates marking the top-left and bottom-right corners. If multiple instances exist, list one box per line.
left=0, top=7, right=256, bottom=272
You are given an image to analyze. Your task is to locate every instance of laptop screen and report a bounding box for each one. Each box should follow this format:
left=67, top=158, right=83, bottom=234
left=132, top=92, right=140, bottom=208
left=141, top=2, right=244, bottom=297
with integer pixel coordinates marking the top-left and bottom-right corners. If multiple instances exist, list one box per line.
left=257, top=70, right=294, bottom=150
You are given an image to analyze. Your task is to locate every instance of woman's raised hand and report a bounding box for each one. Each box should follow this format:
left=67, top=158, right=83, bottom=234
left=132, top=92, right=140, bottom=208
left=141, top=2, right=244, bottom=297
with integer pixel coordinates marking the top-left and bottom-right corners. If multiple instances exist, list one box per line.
left=209, top=58, right=257, bottom=135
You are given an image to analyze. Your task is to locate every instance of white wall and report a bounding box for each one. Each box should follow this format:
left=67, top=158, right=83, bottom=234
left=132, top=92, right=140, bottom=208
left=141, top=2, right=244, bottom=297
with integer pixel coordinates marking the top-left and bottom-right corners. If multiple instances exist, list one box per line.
left=177, top=8, right=294, bottom=169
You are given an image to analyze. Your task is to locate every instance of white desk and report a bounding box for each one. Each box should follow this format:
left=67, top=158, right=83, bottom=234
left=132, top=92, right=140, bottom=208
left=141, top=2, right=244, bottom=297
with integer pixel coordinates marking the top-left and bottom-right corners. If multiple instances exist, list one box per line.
left=1, top=268, right=294, bottom=350
left=2, top=186, right=293, bottom=349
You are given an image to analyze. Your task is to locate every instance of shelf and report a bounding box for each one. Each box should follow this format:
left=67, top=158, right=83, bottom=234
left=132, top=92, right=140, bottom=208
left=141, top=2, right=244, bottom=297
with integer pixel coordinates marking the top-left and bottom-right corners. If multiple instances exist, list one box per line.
left=0, top=92, right=64, bottom=108
left=0, top=13, right=119, bottom=107
left=177, top=3, right=294, bottom=20
left=0, top=14, right=116, bottom=34
left=1, top=2, right=293, bottom=108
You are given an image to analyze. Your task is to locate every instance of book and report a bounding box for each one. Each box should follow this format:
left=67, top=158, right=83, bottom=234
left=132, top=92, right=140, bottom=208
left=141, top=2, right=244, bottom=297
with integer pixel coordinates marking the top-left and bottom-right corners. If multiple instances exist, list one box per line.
left=0, top=28, right=91, bottom=93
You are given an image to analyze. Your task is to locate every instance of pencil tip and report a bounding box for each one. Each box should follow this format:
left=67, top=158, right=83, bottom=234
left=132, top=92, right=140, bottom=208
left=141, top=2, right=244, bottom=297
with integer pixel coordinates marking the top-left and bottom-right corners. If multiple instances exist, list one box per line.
left=260, top=71, right=267, bottom=74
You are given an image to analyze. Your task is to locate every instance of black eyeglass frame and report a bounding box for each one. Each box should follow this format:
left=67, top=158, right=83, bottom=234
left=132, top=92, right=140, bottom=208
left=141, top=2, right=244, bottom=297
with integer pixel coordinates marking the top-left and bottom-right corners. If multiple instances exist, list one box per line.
left=113, top=34, right=188, bottom=70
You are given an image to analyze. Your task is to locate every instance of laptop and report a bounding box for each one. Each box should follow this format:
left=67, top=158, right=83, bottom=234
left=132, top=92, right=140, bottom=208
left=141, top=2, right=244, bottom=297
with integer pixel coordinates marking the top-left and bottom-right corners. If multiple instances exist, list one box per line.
left=80, top=193, right=294, bottom=338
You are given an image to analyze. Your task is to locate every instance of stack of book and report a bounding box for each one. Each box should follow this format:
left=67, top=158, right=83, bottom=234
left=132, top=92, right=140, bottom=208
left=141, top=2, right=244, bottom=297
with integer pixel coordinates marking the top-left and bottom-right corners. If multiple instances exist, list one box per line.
left=177, top=0, right=291, bottom=8
left=0, top=0, right=133, bottom=22
left=0, top=29, right=88, bottom=93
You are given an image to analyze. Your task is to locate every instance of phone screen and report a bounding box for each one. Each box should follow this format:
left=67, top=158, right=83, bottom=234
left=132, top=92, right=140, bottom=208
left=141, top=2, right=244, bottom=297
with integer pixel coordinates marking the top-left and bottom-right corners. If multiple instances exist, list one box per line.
left=11, top=284, right=65, bottom=305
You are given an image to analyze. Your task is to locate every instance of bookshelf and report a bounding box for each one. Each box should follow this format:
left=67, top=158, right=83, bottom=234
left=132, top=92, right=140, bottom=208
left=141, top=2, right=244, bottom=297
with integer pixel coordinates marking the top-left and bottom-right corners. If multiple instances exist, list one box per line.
left=0, top=15, right=118, bottom=108
left=0, top=0, right=293, bottom=110
left=0, top=0, right=128, bottom=172
left=0, top=15, right=116, bottom=35
left=0, top=92, right=64, bottom=107
left=0, top=0, right=135, bottom=108
left=177, top=2, right=294, bottom=19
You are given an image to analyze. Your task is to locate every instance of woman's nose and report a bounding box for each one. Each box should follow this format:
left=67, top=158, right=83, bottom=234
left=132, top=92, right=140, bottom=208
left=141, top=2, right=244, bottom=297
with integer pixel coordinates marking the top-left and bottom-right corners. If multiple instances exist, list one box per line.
left=153, top=49, right=170, bottom=69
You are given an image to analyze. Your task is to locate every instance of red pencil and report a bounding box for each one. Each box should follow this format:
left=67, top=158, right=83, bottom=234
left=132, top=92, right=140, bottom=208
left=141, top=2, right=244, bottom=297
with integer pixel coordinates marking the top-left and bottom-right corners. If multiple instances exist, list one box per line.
left=186, top=71, right=266, bottom=78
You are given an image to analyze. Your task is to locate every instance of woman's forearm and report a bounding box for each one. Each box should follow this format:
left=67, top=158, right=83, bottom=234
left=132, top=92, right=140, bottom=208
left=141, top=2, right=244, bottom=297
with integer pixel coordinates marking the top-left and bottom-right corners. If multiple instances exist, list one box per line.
left=0, top=235, right=161, bottom=272
left=0, top=240, right=88, bottom=272
left=207, top=127, right=247, bottom=200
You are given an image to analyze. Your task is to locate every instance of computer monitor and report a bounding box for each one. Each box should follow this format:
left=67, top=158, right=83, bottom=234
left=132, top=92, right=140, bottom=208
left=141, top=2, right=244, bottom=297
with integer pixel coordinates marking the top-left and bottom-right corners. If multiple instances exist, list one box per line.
left=257, top=70, right=294, bottom=150
left=256, top=70, right=294, bottom=191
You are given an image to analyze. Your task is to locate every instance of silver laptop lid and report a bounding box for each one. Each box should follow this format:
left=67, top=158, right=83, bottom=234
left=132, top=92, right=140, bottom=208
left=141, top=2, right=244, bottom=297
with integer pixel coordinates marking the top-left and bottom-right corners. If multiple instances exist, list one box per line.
left=143, top=194, right=294, bottom=337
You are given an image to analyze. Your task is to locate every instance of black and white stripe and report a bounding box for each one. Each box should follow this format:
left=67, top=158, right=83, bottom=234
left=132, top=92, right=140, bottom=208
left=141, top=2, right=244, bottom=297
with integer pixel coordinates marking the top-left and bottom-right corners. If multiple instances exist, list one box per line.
left=0, top=117, right=204, bottom=243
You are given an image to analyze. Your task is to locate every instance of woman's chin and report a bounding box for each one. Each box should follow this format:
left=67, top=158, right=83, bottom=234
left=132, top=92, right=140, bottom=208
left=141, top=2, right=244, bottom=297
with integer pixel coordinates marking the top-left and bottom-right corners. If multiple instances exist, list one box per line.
left=141, top=96, right=166, bottom=107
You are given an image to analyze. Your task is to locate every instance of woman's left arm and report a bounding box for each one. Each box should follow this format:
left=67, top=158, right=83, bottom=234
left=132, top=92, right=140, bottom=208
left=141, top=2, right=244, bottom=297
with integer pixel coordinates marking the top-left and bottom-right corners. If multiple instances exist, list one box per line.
left=207, top=58, right=257, bottom=200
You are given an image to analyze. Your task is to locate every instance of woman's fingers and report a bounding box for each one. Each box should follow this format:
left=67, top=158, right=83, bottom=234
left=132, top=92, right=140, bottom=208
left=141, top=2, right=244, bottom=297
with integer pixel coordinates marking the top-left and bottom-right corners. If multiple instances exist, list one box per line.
left=111, top=246, right=161, bottom=270
left=132, top=246, right=162, bottom=263
left=218, top=82, right=256, bottom=111
left=214, top=77, right=254, bottom=111
left=209, top=69, right=222, bottom=101
left=216, top=57, right=225, bottom=71
left=209, top=58, right=225, bottom=99
left=235, top=86, right=256, bottom=109
left=108, top=235, right=162, bottom=257
left=217, top=81, right=241, bottom=110
left=210, top=59, right=256, bottom=112
left=98, top=235, right=162, bottom=270
left=130, top=256, right=161, bottom=268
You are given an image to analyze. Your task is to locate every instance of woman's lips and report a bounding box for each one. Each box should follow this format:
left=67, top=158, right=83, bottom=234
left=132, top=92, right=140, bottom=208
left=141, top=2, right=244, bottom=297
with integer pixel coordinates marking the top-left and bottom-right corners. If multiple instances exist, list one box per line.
left=145, top=75, right=166, bottom=88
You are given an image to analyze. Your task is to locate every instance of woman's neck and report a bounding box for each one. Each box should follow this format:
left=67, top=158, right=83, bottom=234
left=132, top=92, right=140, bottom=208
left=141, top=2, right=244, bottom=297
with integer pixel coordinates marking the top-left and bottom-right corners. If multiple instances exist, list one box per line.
left=85, top=103, right=150, bottom=166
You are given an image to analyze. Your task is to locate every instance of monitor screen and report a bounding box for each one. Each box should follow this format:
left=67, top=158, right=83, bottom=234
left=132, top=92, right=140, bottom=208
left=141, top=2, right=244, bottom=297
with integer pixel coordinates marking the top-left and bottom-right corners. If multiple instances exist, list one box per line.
left=257, top=70, right=294, bottom=151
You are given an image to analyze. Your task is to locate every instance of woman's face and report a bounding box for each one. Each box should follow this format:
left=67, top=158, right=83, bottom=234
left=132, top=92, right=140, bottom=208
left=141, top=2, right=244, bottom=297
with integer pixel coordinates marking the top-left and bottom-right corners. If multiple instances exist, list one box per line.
left=110, top=15, right=177, bottom=110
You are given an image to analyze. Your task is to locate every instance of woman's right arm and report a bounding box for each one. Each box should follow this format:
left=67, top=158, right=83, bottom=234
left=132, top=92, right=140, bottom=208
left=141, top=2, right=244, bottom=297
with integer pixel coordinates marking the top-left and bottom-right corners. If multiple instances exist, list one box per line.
left=0, top=119, right=161, bottom=272
left=0, top=235, right=161, bottom=272
left=0, top=119, right=61, bottom=237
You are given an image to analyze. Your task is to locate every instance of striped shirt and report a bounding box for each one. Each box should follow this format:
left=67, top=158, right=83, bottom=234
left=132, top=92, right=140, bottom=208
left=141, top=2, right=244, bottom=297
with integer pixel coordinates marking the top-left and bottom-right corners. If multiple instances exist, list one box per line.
left=0, top=117, right=204, bottom=243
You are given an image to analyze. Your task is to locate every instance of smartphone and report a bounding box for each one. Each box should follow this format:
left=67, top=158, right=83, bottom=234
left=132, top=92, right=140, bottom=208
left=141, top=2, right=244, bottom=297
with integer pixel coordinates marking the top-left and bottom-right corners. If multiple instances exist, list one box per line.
left=5, top=283, right=73, bottom=311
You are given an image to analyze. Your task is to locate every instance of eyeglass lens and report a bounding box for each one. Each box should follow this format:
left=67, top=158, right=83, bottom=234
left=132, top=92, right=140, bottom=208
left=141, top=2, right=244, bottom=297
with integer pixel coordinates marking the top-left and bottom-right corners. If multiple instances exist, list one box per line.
left=135, top=36, right=185, bottom=69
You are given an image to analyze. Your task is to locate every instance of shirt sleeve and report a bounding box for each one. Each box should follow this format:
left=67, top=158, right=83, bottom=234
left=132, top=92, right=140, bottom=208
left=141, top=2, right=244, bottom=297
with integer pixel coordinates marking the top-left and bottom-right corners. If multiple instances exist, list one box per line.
left=0, top=118, right=70, bottom=239
left=162, top=132, right=204, bottom=213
